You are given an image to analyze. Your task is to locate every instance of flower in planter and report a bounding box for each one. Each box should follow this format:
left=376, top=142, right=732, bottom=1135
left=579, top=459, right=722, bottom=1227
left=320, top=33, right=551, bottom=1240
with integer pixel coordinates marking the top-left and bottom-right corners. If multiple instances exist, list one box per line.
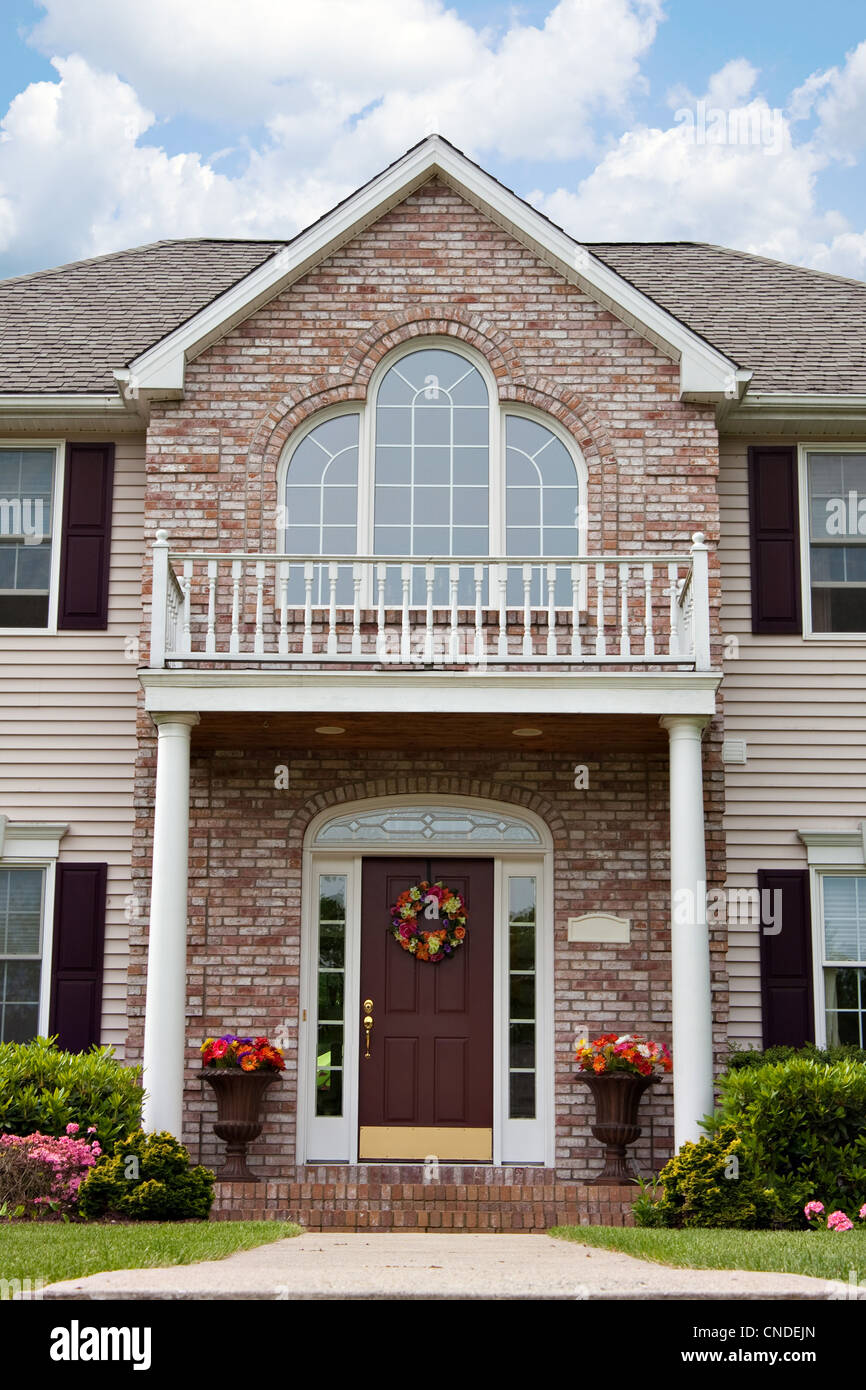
left=200, top=1034, right=286, bottom=1071
left=574, top=1032, right=673, bottom=1077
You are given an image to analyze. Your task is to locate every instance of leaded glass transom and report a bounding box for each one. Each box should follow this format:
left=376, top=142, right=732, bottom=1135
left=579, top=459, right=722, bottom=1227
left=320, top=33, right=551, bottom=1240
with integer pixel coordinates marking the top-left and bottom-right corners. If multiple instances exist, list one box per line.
left=314, top=804, right=542, bottom=847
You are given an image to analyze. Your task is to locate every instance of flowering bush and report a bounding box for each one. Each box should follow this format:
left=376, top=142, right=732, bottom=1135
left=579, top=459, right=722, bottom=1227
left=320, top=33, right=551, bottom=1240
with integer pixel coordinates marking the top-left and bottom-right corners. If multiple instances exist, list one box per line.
left=0, top=1123, right=101, bottom=1218
left=804, top=1200, right=866, bottom=1232
left=575, top=1032, right=672, bottom=1078
left=200, top=1035, right=285, bottom=1072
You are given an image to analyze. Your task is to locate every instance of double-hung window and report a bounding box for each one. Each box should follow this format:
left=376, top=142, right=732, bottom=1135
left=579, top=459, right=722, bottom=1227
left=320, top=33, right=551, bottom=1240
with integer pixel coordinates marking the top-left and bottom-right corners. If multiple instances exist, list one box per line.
left=818, top=874, right=866, bottom=1047
left=0, top=866, right=46, bottom=1043
left=803, top=448, right=866, bottom=634
left=0, top=444, right=61, bottom=629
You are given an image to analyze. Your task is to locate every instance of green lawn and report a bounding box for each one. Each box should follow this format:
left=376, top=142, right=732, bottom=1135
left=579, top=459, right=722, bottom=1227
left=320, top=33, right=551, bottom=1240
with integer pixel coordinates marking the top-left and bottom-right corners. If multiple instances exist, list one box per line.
left=0, top=1220, right=302, bottom=1289
left=551, top=1225, right=866, bottom=1285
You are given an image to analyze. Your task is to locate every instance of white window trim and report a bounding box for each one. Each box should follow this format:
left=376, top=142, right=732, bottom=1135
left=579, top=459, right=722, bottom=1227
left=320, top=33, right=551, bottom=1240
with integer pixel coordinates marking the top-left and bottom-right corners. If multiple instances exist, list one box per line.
left=277, top=339, right=588, bottom=566
left=0, top=820, right=68, bottom=1038
left=798, top=828, right=866, bottom=1047
left=298, top=795, right=554, bottom=1167
left=797, top=442, right=866, bottom=642
left=0, top=438, right=66, bottom=637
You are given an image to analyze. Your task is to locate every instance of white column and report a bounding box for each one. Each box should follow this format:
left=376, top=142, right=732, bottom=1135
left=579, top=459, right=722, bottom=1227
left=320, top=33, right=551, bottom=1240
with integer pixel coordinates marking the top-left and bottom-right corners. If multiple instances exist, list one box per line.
left=141, top=712, right=199, bottom=1135
left=660, top=714, right=714, bottom=1148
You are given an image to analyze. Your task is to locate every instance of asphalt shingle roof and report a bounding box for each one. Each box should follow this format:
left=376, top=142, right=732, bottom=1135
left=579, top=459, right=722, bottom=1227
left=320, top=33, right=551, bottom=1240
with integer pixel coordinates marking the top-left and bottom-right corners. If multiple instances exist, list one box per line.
left=585, top=241, right=866, bottom=395
left=0, top=239, right=286, bottom=394
left=1, top=232, right=865, bottom=397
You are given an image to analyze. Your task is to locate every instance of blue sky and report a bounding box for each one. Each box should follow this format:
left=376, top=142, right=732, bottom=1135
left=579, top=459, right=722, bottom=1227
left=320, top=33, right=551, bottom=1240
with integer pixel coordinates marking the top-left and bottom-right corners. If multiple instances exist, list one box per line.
left=1, top=0, right=866, bottom=279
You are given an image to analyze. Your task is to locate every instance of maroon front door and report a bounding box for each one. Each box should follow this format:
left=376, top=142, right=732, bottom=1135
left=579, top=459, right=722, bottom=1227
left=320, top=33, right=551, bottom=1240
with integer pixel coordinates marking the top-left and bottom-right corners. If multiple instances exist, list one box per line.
left=358, top=857, right=494, bottom=1161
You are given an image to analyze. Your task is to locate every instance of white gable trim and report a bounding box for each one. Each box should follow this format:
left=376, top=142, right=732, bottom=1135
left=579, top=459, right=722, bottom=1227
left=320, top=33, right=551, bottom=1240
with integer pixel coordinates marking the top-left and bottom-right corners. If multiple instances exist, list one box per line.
left=123, top=137, right=743, bottom=404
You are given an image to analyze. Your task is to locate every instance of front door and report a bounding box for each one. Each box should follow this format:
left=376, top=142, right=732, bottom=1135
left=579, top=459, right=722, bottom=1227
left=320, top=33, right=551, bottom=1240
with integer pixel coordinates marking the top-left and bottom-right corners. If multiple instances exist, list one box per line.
left=358, top=857, right=494, bottom=1161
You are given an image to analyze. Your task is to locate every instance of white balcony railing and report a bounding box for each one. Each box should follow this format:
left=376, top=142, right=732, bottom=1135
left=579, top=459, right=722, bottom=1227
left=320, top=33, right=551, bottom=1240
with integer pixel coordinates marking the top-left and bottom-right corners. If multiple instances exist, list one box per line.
left=149, top=531, right=711, bottom=671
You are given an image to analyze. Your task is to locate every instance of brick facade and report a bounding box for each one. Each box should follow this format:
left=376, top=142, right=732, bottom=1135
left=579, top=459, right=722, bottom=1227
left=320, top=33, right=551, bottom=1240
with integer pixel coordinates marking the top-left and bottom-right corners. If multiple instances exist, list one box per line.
left=131, top=177, right=726, bottom=1187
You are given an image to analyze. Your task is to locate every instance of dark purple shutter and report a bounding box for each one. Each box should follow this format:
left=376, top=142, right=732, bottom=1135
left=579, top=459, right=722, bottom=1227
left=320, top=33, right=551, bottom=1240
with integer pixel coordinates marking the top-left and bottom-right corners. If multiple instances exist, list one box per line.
left=758, top=868, right=814, bottom=1047
left=48, top=863, right=107, bottom=1052
left=58, top=443, right=115, bottom=629
left=748, top=445, right=802, bottom=634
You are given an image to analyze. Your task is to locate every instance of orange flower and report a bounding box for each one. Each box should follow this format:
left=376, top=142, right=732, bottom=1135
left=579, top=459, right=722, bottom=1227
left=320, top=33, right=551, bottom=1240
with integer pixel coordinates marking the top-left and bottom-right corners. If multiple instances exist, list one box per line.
left=455, top=927, right=466, bottom=939
left=592, top=1056, right=606, bottom=1072
left=239, top=1054, right=258, bottom=1071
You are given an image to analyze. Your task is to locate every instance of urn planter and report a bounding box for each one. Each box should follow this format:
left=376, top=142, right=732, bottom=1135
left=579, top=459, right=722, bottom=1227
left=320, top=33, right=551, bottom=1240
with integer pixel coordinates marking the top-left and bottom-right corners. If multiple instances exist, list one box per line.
left=200, top=1069, right=281, bottom=1181
left=574, top=1071, right=660, bottom=1184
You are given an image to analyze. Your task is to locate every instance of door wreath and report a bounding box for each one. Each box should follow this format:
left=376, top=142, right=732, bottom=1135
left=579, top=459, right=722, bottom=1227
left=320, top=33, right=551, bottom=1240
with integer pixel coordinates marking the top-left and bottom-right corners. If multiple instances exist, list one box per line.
left=390, top=880, right=467, bottom=961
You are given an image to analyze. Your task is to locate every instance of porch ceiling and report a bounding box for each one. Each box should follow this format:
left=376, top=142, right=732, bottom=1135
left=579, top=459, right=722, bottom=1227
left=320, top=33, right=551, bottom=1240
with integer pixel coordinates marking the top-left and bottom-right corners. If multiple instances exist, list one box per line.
left=190, top=710, right=669, bottom=752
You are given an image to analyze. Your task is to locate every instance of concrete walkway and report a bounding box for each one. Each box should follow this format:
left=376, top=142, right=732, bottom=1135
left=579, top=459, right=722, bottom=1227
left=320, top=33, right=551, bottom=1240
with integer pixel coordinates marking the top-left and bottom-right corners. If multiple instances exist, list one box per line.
left=42, top=1232, right=860, bottom=1300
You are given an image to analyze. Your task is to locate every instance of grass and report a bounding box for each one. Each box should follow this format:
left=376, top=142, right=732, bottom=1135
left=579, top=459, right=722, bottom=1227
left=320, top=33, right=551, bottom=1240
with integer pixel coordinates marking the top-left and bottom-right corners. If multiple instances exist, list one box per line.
left=0, top=1220, right=302, bottom=1288
left=550, top=1225, right=866, bottom=1285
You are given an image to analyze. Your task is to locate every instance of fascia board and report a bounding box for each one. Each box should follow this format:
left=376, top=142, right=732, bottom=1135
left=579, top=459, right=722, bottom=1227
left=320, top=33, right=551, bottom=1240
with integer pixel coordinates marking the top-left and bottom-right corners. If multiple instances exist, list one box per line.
left=127, top=137, right=740, bottom=400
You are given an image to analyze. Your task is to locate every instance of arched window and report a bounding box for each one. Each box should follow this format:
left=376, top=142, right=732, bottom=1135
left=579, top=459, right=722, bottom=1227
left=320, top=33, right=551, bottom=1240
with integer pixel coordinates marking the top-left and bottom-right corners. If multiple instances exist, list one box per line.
left=280, top=342, right=585, bottom=604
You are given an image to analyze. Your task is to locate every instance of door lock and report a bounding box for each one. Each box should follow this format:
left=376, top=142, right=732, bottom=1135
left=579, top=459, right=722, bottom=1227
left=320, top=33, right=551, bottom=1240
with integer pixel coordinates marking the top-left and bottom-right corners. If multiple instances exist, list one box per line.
left=362, top=999, right=374, bottom=1059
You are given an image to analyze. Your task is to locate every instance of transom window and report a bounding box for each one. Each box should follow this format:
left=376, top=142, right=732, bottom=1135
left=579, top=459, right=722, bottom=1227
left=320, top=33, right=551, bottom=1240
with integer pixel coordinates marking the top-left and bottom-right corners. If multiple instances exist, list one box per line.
left=281, top=344, right=585, bottom=605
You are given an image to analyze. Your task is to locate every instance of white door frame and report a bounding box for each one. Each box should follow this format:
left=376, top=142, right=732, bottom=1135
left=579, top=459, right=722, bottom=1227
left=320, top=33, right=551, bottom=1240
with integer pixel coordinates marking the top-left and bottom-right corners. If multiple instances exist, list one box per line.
left=297, top=795, right=554, bottom=1167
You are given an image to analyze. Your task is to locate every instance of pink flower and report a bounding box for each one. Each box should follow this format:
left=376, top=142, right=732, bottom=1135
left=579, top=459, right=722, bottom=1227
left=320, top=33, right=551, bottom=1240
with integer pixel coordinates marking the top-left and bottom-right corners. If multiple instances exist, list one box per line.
left=804, top=1201, right=825, bottom=1219
left=860, top=1204, right=866, bottom=1221
left=827, top=1210, right=854, bottom=1231
left=65, top=1122, right=79, bottom=1135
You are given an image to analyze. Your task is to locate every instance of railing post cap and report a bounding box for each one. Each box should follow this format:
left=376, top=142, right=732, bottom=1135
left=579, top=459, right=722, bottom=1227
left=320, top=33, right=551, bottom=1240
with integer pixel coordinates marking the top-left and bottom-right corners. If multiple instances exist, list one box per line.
left=154, top=529, right=169, bottom=547
left=691, top=530, right=707, bottom=549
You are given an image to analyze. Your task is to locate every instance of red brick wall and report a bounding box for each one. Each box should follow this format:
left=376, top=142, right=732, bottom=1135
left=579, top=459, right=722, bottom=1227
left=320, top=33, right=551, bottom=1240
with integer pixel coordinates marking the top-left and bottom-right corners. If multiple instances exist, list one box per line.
left=130, top=177, right=726, bottom=1180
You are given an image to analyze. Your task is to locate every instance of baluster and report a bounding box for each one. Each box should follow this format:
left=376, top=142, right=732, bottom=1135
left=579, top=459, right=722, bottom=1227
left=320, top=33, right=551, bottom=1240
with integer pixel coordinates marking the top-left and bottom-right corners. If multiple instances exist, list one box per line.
left=327, top=563, right=338, bottom=656
left=206, top=560, right=217, bottom=655
left=546, top=563, right=557, bottom=658
left=254, top=560, right=265, bottom=655
left=594, top=562, right=606, bottom=658
left=449, top=564, right=459, bottom=663
left=400, top=564, right=411, bottom=663
left=618, top=563, right=630, bottom=658
left=181, top=561, right=192, bottom=654
left=473, top=564, right=484, bottom=664
left=278, top=561, right=289, bottom=656
left=570, top=563, right=582, bottom=659
left=230, top=558, right=241, bottom=655
left=497, top=570, right=508, bottom=659
left=667, top=562, right=680, bottom=656
left=643, top=563, right=655, bottom=658
left=376, top=563, right=386, bottom=661
left=522, top=564, right=533, bottom=658
left=425, top=564, right=435, bottom=664
left=303, top=562, right=314, bottom=655
left=352, top=564, right=362, bottom=658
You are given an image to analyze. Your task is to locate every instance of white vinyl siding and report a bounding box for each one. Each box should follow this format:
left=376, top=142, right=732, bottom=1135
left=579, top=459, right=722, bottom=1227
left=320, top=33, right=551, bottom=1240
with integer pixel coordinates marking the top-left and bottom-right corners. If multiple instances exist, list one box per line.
left=0, top=434, right=144, bottom=1054
left=719, top=434, right=866, bottom=1046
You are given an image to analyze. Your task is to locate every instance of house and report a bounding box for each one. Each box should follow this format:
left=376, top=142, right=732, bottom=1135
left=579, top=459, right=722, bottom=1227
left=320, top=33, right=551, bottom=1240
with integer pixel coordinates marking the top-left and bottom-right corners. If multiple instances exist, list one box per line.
left=2, top=136, right=864, bottom=1221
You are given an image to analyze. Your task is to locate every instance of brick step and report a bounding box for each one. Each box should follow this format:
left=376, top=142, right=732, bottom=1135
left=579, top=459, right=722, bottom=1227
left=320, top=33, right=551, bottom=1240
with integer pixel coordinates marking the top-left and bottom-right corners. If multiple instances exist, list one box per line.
left=211, top=1174, right=637, bottom=1230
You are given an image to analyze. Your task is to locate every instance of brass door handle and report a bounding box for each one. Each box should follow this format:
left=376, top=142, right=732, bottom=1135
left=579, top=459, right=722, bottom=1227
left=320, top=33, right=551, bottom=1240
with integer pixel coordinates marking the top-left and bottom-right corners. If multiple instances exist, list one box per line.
left=363, top=999, right=374, bottom=1058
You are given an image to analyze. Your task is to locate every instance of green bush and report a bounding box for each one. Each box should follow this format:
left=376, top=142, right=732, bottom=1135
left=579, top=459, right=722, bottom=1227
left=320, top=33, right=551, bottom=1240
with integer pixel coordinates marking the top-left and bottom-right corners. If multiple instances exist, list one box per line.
left=645, top=1125, right=780, bottom=1229
left=726, top=1042, right=866, bottom=1071
left=0, top=1037, right=142, bottom=1150
left=78, top=1131, right=214, bottom=1221
left=706, top=1057, right=866, bottom=1226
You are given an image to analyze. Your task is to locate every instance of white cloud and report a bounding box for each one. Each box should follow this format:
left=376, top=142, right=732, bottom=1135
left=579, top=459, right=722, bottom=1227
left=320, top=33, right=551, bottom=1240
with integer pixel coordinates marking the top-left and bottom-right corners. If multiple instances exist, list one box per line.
left=791, top=40, right=866, bottom=161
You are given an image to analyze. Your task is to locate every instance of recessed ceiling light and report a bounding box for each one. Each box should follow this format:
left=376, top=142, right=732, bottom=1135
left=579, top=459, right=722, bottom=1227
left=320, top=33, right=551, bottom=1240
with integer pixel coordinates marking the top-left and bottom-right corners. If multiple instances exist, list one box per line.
left=315, top=725, right=346, bottom=735
left=512, top=727, right=543, bottom=737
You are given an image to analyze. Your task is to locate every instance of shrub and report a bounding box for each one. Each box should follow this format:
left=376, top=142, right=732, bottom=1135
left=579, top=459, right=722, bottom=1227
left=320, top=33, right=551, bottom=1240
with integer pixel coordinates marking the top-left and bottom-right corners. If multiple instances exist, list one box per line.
left=0, top=1125, right=102, bottom=1218
left=78, top=1131, right=215, bottom=1221
left=707, top=1057, right=866, bottom=1226
left=646, top=1125, right=780, bottom=1229
left=0, top=1036, right=141, bottom=1150
left=726, top=1042, right=866, bottom=1071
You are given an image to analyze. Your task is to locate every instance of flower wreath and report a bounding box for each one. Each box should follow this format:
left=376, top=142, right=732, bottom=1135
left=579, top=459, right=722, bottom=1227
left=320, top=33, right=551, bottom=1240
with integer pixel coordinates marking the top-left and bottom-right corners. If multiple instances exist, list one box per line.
left=390, top=880, right=467, bottom=962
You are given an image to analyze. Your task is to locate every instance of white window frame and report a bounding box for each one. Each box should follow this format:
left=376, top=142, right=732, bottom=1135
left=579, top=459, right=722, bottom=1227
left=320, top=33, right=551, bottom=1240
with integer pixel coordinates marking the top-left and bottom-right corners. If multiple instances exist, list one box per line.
left=797, top=442, right=866, bottom=642
left=0, top=820, right=68, bottom=1040
left=298, top=795, right=554, bottom=1167
left=277, top=340, right=588, bottom=571
left=0, top=439, right=66, bottom=636
left=799, top=828, right=866, bottom=1046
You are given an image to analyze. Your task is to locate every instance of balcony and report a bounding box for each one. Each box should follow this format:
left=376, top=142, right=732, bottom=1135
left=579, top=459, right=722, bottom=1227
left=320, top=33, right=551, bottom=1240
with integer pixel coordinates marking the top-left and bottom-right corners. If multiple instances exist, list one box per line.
left=148, top=531, right=711, bottom=673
